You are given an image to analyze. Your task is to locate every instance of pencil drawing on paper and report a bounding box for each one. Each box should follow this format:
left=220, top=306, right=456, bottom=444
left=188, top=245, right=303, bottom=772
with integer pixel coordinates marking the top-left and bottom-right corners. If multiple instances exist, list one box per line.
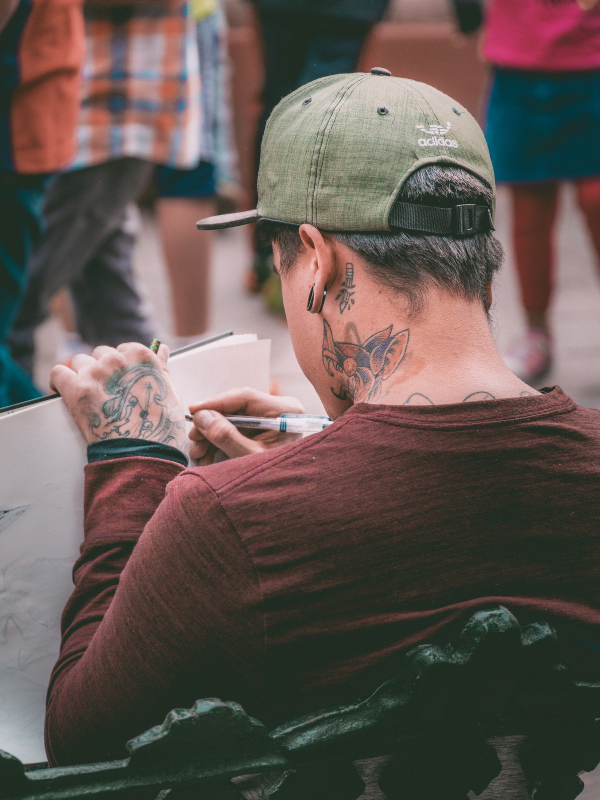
left=0, top=506, right=28, bottom=534
left=0, top=553, right=75, bottom=762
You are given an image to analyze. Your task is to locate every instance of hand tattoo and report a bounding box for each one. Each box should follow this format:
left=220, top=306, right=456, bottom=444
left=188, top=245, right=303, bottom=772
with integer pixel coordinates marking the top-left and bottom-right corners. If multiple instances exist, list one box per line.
left=335, top=263, right=356, bottom=314
left=88, top=362, right=185, bottom=448
left=322, top=320, right=409, bottom=403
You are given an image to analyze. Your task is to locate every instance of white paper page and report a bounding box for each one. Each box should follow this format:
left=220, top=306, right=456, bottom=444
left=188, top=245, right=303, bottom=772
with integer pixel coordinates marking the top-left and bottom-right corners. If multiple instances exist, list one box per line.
left=0, top=338, right=269, bottom=764
left=185, top=333, right=257, bottom=352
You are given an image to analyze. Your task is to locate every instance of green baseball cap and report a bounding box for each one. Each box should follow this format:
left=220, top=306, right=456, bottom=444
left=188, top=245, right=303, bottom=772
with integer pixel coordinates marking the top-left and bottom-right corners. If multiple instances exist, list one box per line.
left=197, top=69, right=496, bottom=237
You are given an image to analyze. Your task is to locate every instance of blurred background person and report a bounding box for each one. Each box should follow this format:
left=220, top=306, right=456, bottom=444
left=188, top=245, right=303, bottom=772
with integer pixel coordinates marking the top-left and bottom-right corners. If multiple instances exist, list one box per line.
left=246, top=0, right=388, bottom=295
left=0, top=0, right=84, bottom=407
left=8, top=0, right=202, bottom=379
left=155, top=0, right=241, bottom=348
left=481, top=0, right=600, bottom=383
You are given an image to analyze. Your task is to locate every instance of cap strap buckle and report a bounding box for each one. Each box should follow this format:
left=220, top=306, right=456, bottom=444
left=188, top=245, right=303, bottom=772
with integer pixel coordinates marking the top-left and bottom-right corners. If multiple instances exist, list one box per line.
left=389, top=201, right=494, bottom=237
left=452, top=204, right=477, bottom=236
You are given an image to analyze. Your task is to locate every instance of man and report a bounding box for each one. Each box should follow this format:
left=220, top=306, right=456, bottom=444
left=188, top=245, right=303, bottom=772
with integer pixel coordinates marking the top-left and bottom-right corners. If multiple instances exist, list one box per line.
left=7, top=0, right=203, bottom=377
left=0, top=0, right=84, bottom=405
left=47, top=71, right=600, bottom=768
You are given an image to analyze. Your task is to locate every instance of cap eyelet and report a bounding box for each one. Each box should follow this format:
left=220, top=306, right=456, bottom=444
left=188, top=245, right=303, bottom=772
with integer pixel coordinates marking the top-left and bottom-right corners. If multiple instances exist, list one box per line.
left=453, top=107, right=462, bottom=115
left=302, top=97, right=312, bottom=106
left=377, top=106, right=389, bottom=116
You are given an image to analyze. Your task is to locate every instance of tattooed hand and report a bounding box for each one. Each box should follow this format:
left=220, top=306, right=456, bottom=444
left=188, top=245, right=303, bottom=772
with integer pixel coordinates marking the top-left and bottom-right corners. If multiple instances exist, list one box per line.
left=50, top=343, right=186, bottom=450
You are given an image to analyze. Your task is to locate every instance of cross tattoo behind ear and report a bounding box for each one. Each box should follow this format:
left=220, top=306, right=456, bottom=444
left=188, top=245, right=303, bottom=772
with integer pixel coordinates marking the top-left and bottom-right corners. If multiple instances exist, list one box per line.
left=336, top=262, right=356, bottom=314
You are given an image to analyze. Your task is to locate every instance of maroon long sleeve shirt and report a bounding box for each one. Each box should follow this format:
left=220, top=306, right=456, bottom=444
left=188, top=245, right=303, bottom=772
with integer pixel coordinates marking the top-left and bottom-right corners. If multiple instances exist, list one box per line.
left=46, top=389, right=600, bottom=766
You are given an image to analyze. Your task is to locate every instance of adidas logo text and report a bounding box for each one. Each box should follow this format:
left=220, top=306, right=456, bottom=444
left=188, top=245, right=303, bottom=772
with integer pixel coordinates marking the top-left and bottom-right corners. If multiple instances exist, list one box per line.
left=415, top=121, right=458, bottom=149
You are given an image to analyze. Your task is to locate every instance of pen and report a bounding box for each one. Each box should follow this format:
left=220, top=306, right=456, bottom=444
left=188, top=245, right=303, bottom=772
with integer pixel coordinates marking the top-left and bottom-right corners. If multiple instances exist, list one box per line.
left=185, top=413, right=332, bottom=434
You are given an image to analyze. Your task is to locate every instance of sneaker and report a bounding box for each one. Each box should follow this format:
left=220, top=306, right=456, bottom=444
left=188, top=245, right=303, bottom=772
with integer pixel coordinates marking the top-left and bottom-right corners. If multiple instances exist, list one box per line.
left=503, top=329, right=552, bottom=383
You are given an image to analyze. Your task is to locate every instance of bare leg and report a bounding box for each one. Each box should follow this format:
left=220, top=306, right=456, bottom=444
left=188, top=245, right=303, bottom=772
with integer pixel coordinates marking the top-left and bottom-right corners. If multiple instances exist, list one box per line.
left=511, top=182, right=559, bottom=334
left=50, top=289, right=76, bottom=334
left=156, top=198, right=216, bottom=338
left=575, top=176, right=600, bottom=275
left=526, top=310, right=548, bottom=332
left=503, top=183, right=558, bottom=382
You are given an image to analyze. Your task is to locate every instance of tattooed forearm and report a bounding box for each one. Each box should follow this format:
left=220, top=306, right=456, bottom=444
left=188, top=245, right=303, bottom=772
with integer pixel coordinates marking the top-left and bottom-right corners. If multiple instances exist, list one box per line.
left=322, top=319, right=409, bottom=402
left=88, top=362, right=185, bottom=448
left=336, top=262, right=356, bottom=314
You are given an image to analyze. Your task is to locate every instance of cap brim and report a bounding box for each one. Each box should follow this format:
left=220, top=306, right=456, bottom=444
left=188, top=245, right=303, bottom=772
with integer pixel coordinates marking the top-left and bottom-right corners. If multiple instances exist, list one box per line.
left=196, top=208, right=259, bottom=230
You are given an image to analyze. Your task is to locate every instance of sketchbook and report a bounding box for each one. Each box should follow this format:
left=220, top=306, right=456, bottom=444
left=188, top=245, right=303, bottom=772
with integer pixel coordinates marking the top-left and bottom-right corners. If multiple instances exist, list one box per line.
left=0, top=333, right=270, bottom=764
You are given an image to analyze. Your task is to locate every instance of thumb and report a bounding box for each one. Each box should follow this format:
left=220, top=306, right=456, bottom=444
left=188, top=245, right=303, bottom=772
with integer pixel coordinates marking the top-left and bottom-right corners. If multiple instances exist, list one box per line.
left=193, top=410, right=261, bottom=459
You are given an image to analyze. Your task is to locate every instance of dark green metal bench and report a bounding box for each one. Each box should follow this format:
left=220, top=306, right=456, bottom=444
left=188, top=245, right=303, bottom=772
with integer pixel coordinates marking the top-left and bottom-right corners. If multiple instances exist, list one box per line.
left=2, top=607, right=600, bottom=800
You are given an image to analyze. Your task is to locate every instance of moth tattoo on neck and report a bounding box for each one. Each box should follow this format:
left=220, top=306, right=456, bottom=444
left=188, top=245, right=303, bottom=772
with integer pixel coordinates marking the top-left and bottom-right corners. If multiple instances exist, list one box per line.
left=336, top=262, right=356, bottom=314
left=87, top=362, right=185, bottom=448
left=322, top=320, right=409, bottom=403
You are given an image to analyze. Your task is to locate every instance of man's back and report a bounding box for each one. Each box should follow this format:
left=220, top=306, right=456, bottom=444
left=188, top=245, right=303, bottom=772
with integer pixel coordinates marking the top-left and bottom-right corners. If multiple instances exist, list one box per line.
left=46, top=388, right=600, bottom=765
left=198, top=389, right=600, bottom=717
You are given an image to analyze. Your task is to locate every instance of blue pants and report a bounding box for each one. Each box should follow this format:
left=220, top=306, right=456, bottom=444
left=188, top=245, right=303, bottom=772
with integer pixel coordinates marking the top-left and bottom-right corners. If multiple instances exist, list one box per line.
left=0, top=172, right=47, bottom=408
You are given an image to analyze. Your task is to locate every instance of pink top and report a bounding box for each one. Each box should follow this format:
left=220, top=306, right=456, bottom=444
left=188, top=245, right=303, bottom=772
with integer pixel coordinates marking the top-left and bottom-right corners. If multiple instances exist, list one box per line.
left=482, top=0, right=600, bottom=72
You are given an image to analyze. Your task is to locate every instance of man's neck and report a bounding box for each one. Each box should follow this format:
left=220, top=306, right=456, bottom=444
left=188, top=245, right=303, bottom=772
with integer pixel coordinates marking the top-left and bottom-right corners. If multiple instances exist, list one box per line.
left=321, top=289, right=538, bottom=412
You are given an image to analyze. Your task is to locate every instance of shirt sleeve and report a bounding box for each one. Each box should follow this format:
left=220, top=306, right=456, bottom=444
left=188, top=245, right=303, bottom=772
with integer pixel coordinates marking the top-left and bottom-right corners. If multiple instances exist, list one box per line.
left=87, top=438, right=189, bottom=467
left=45, top=458, right=265, bottom=767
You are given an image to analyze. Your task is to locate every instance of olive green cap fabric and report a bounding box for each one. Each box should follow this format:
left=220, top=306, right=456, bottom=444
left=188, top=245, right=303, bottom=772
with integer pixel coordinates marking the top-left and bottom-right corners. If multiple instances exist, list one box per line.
left=197, top=71, right=495, bottom=232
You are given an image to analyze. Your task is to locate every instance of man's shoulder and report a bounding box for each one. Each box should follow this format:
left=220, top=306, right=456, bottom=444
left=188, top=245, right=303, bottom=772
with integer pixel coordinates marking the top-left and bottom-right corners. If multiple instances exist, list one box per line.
left=176, top=388, right=600, bottom=501
left=182, top=416, right=353, bottom=495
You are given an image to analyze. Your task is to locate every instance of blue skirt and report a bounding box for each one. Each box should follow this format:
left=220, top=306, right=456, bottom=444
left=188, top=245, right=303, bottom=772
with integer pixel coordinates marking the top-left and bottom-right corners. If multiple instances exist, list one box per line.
left=156, top=160, right=216, bottom=198
left=485, top=68, right=600, bottom=183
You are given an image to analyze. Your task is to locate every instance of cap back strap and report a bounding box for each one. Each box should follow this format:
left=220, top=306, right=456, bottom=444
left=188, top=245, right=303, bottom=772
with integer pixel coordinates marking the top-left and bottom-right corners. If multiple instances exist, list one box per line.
left=389, top=202, right=494, bottom=237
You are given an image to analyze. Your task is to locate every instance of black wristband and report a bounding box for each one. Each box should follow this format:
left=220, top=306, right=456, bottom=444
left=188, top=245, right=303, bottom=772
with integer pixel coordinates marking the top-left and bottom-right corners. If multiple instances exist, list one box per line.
left=87, top=438, right=189, bottom=468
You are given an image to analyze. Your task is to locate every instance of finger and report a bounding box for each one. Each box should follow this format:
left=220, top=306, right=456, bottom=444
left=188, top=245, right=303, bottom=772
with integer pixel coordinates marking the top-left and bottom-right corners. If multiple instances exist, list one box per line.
left=49, top=363, right=75, bottom=395
left=157, top=343, right=170, bottom=365
left=196, top=444, right=219, bottom=466
left=70, top=353, right=97, bottom=373
left=193, top=409, right=263, bottom=459
left=116, top=341, right=154, bottom=360
left=190, top=439, right=214, bottom=461
left=91, top=345, right=119, bottom=361
left=189, top=387, right=305, bottom=417
left=188, top=425, right=207, bottom=443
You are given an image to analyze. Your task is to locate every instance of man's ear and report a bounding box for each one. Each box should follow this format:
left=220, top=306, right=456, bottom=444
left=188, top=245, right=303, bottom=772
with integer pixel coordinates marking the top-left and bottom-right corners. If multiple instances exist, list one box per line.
left=299, top=224, right=338, bottom=314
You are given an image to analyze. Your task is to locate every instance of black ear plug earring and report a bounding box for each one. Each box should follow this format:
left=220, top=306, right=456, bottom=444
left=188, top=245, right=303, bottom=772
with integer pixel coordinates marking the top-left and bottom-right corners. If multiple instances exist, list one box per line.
left=307, top=284, right=326, bottom=313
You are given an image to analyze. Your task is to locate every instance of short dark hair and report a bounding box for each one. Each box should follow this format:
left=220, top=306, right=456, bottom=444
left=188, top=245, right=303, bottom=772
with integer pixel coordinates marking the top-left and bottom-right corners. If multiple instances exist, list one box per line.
left=256, top=165, right=503, bottom=315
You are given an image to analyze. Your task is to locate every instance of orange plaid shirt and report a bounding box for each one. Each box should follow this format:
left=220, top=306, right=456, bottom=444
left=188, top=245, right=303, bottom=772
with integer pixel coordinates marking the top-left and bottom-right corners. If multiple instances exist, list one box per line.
left=73, top=2, right=201, bottom=169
